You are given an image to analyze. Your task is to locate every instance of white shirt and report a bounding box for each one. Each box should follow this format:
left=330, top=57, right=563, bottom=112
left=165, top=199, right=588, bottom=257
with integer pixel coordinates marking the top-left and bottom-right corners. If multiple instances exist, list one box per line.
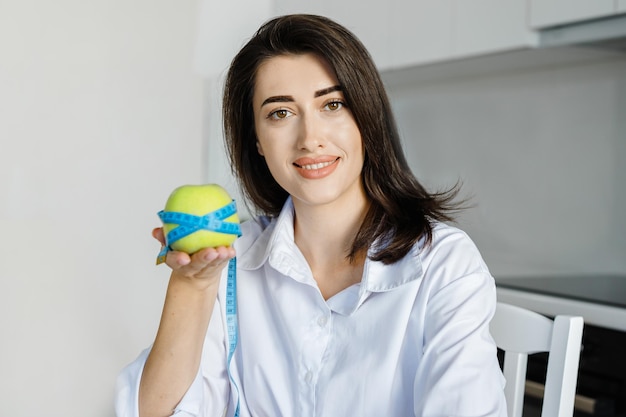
left=116, top=199, right=507, bottom=417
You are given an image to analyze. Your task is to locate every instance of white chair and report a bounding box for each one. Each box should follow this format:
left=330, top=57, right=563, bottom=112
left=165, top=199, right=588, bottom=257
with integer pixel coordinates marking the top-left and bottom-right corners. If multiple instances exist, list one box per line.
left=490, top=302, right=584, bottom=417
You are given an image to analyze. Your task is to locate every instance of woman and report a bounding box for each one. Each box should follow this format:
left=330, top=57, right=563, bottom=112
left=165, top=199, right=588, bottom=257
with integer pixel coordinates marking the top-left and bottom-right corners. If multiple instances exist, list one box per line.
left=116, top=14, right=507, bottom=417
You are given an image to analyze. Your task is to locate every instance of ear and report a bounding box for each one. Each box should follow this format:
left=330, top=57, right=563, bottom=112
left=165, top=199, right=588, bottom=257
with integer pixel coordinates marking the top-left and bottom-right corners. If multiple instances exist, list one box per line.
left=256, top=141, right=264, bottom=156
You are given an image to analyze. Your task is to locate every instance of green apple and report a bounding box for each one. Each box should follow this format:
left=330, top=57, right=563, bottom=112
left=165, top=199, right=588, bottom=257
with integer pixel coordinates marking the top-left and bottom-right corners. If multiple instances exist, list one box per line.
left=162, top=184, right=240, bottom=254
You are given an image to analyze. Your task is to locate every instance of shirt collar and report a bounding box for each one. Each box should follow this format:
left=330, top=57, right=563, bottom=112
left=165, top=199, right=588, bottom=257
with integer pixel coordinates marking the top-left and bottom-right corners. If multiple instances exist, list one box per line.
left=237, top=197, right=296, bottom=271
left=362, top=243, right=423, bottom=293
left=238, top=197, right=424, bottom=313
left=327, top=244, right=424, bottom=315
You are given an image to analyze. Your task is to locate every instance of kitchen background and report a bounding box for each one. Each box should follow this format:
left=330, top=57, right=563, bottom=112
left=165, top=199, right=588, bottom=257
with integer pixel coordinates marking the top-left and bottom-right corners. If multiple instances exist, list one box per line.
left=1, top=0, right=624, bottom=416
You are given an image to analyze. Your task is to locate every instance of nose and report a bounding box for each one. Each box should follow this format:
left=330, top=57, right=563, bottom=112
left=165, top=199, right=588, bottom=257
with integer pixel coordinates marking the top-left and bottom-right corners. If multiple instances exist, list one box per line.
left=296, top=111, right=325, bottom=151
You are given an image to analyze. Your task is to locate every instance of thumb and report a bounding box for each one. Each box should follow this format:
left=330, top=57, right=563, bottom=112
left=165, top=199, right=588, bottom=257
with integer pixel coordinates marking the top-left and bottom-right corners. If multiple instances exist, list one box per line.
left=152, top=227, right=166, bottom=246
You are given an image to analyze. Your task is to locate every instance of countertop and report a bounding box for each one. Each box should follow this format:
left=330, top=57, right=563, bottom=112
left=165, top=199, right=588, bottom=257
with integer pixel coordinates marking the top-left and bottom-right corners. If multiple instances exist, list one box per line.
left=496, top=275, right=626, bottom=332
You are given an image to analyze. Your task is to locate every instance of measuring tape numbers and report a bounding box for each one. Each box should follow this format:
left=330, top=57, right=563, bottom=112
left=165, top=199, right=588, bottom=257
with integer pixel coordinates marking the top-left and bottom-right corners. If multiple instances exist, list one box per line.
left=226, top=257, right=240, bottom=417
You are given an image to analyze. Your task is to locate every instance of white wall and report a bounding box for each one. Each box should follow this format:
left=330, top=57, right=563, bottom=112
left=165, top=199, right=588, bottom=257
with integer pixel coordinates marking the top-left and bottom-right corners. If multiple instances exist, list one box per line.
left=387, top=54, right=626, bottom=278
left=0, top=1, right=205, bottom=415
left=194, top=0, right=273, bottom=211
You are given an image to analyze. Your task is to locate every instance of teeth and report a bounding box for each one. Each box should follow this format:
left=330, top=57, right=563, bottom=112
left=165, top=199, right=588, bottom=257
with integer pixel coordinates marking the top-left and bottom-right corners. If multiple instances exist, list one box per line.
left=301, top=161, right=333, bottom=170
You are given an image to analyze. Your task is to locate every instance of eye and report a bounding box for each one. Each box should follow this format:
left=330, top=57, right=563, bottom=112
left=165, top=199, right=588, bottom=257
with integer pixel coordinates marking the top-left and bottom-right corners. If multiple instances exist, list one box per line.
left=324, top=100, right=344, bottom=112
left=267, top=109, right=293, bottom=120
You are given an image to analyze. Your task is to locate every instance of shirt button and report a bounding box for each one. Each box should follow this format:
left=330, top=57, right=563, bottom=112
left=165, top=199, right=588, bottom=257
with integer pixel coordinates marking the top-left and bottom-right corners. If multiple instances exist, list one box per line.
left=305, top=371, right=313, bottom=383
left=317, top=315, right=328, bottom=327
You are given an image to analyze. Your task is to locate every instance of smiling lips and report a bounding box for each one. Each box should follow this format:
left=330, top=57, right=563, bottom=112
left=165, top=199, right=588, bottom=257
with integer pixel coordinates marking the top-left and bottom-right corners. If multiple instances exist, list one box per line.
left=293, top=156, right=340, bottom=179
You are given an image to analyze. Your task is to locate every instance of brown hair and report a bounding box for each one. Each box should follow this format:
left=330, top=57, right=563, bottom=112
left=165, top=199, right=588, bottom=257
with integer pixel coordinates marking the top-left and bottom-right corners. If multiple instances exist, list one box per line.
left=223, top=14, right=463, bottom=264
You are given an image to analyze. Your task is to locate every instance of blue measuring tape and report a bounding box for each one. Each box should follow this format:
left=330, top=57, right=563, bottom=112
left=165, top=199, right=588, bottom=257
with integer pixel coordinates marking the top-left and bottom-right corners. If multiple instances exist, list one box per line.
left=226, top=257, right=240, bottom=417
left=156, top=200, right=241, bottom=416
left=156, top=200, right=241, bottom=264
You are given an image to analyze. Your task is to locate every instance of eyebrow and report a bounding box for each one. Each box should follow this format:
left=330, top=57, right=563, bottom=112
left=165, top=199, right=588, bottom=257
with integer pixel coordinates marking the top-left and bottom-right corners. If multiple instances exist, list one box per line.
left=261, top=85, right=343, bottom=107
left=314, top=85, right=342, bottom=98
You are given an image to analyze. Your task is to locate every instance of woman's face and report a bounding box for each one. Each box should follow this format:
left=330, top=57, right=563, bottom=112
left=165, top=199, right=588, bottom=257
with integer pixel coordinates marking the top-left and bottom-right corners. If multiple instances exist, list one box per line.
left=252, top=53, right=366, bottom=211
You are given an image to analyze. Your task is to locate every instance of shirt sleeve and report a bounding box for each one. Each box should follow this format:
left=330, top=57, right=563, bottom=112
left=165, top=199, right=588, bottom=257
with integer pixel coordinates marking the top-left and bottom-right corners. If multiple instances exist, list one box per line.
left=115, top=347, right=149, bottom=417
left=413, top=271, right=507, bottom=417
left=114, top=300, right=231, bottom=417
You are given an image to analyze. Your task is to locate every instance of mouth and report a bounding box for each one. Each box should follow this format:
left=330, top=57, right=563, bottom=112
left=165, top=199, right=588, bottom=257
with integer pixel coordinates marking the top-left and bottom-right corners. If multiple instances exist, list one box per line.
left=293, top=157, right=340, bottom=170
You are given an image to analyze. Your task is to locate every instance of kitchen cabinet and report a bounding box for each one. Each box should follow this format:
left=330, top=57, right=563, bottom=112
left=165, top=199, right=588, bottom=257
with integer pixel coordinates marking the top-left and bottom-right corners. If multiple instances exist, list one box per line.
left=272, top=0, right=391, bottom=68
left=529, top=0, right=615, bottom=28
left=453, top=0, right=533, bottom=58
left=275, top=0, right=535, bottom=71
left=387, top=0, right=534, bottom=69
left=387, top=1, right=453, bottom=69
left=328, top=1, right=392, bottom=68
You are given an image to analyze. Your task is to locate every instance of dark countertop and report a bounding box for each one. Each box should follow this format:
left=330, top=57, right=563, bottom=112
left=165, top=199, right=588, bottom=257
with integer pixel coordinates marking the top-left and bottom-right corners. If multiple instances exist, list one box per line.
left=496, top=275, right=626, bottom=310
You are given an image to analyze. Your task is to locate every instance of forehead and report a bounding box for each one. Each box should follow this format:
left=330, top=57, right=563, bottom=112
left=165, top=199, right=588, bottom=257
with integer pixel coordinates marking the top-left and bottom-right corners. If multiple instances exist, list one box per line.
left=253, top=53, right=339, bottom=99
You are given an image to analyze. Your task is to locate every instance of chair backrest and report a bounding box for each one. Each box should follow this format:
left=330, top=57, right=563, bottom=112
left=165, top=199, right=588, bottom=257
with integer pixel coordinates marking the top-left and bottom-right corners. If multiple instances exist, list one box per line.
left=490, top=302, right=584, bottom=417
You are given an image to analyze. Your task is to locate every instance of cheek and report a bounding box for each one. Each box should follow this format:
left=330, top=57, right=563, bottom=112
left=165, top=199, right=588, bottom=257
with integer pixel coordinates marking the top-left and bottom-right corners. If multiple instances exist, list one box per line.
left=263, top=147, right=282, bottom=169
left=253, top=111, right=266, bottom=155
left=255, top=140, right=281, bottom=170
left=339, top=124, right=364, bottom=155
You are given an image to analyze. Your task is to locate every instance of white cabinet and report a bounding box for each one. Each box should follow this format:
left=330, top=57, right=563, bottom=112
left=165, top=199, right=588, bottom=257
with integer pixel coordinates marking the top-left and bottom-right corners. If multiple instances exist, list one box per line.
left=274, top=0, right=451, bottom=70
left=320, top=1, right=392, bottom=68
left=272, top=0, right=391, bottom=69
left=387, top=0, right=534, bottom=68
left=618, top=0, right=626, bottom=13
left=272, top=0, right=324, bottom=17
left=454, top=0, right=534, bottom=58
left=388, top=0, right=453, bottom=69
left=529, top=0, right=615, bottom=28
left=274, top=0, right=536, bottom=71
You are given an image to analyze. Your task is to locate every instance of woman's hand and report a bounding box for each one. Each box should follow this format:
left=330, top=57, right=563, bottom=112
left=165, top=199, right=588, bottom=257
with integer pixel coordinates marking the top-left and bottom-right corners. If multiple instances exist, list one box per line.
left=153, top=227, right=236, bottom=291
left=140, top=228, right=234, bottom=416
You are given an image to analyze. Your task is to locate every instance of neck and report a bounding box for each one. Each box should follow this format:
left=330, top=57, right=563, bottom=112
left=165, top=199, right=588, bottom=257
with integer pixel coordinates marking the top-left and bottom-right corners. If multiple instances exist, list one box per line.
left=292, top=190, right=370, bottom=299
left=293, top=193, right=368, bottom=256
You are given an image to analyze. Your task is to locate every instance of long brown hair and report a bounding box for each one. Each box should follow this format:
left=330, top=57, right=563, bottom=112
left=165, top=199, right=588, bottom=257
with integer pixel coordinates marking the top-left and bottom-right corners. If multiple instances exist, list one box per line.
left=223, top=14, right=463, bottom=264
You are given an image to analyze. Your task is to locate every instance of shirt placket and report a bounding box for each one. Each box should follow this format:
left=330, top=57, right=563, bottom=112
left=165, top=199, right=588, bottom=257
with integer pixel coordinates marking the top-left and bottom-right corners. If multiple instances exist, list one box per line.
left=298, top=304, right=332, bottom=417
